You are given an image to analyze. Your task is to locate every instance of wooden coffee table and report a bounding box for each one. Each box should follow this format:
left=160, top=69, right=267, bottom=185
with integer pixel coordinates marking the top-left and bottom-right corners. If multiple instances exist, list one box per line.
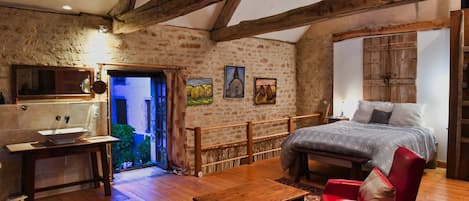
left=193, top=179, right=309, bottom=201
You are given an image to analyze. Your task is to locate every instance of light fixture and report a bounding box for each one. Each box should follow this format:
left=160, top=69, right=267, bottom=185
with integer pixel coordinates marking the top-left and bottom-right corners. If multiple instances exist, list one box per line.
left=62, top=5, right=72, bottom=10
left=98, top=25, right=109, bottom=33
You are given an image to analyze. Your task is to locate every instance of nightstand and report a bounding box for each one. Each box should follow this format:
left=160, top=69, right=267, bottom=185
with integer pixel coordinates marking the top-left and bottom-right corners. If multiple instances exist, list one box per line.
left=326, top=116, right=350, bottom=123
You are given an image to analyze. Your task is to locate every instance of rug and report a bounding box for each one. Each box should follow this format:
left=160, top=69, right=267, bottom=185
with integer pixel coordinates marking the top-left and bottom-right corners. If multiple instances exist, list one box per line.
left=274, top=177, right=323, bottom=201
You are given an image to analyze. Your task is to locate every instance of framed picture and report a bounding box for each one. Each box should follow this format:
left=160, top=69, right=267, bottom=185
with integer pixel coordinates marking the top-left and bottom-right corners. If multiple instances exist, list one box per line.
left=187, top=78, right=213, bottom=106
left=224, top=66, right=245, bottom=98
left=254, top=78, right=276, bottom=105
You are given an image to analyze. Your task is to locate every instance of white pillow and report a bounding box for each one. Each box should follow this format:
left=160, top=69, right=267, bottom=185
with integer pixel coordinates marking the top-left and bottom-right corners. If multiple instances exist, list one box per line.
left=388, top=103, right=424, bottom=127
left=352, top=100, right=394, bottom=123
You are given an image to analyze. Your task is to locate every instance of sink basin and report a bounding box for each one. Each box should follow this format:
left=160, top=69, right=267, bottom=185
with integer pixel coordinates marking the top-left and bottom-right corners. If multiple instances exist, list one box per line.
left=38, top=127, right=88, bottom=144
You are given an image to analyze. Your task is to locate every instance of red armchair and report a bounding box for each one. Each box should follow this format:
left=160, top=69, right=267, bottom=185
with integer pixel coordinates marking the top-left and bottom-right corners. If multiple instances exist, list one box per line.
left=321, top=147, right=426, bottom=201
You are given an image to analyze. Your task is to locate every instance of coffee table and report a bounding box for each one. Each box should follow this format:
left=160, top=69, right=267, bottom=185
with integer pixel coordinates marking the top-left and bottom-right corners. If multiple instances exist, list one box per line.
left=193, top=179, right=309, bottom=201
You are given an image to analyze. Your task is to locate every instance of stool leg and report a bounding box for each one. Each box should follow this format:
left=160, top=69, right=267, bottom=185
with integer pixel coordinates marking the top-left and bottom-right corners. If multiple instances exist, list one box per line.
left=100, top=144, right=111, bottom=196
left=90, top=152, right=100, bottom=188
left=22, top=154, right=35, bottom=201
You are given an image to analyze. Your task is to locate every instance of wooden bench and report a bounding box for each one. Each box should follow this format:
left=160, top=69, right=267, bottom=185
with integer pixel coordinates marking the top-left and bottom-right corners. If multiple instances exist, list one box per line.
left=291, top=148, right=370, bottom=182
left=193, top=179, right=309, bottom=201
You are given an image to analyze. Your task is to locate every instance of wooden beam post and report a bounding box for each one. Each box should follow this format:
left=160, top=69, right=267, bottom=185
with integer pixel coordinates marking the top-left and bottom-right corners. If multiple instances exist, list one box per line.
left=333, top=18, right=450, bottom=42
left=108, top=0, right=136, bottom=17
left=195, top=127, right=203, bottom=177
left=246, top=121, right=254, bottom=164
left=211, top=0, right=423, bottom=42
left=113, top=0, right=224, bottom=34
left=447, top=10, right=464, bottom=179
left=212, top=0, right=241, bottom=30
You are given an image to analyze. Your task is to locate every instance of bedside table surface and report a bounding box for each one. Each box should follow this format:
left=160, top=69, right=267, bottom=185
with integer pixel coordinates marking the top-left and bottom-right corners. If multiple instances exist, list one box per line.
left=327, top=116, right=349, bottom=120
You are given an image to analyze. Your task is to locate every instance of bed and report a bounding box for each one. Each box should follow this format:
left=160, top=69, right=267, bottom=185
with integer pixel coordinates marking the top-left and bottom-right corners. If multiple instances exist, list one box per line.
left=280, top=101, right=437, bottom=180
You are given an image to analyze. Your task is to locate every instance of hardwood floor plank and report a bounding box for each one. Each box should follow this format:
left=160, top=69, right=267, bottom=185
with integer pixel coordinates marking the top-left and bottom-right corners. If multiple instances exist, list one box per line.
left=37, top=157, right=469, bottom=201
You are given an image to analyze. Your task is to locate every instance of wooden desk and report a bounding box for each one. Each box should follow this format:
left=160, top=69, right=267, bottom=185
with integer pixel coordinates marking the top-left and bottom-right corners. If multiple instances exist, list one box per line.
left=6, top=136, right=120, bottom=201
left=193, top=179, right=309, bottom=201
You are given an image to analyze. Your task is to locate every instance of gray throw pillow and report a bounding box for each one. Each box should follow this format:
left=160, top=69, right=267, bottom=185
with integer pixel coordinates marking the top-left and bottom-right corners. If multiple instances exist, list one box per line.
left=369, top=109, right=392, bottom=124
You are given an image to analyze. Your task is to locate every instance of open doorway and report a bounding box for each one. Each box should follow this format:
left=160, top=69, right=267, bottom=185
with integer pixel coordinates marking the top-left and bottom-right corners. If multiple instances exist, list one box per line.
left=108, top=71, right=168, bottom=183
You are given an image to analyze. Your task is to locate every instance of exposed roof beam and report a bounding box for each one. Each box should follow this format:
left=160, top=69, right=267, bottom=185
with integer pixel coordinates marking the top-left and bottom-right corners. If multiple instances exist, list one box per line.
left=333, top=18, right=449, bottom=42
left=212, top=0, right=241, bottom=30
left=113, top=0, right=224, bottom=34
left=108, top=0, right=136, bottom=17
left=211, top=0, right=424, bottom=42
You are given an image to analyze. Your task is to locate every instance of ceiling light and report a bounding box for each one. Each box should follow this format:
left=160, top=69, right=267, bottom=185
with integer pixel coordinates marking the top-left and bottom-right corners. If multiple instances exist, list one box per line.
left=62, top=5, right=72, bottom=10
left=98, top=25, right=109, bottom=33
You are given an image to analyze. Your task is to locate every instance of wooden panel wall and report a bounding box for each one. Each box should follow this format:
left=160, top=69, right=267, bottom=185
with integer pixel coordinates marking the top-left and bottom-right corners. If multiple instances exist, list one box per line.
left=363, top=32, right=417, bottom=103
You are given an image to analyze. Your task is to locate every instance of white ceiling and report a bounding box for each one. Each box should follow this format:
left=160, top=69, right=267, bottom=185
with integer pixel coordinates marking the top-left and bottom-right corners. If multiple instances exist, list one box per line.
left=0, top=0, right=119, bottom=15
left=0, top=0, right=322, bottom=43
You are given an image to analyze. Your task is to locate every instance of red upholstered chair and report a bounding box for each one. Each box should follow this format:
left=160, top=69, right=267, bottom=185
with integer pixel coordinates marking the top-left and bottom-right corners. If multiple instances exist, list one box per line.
left=321, top=147, right=426, bottom=201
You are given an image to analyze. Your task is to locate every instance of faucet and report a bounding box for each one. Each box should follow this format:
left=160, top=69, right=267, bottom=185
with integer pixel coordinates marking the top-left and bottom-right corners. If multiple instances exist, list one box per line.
left=64, top=115, right=70, bottom=124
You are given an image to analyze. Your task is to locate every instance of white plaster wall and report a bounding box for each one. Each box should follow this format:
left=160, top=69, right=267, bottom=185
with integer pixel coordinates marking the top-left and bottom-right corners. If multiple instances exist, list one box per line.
left=333, top=37, right=364, bottom=118
left=417, top=29, right=450, bottom=162
left=333, top=29, right=450, bottom=162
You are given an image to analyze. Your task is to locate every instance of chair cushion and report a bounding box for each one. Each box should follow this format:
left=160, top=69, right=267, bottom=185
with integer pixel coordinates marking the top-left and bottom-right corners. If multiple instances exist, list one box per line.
left=358, top=168, right=396, bottom=201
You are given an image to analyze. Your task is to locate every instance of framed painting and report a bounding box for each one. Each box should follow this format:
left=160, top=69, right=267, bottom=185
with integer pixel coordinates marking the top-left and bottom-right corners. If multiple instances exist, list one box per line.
left=187, top=78, right=213, bottom=106
left=254, top=78, right=276, bottom=105
left=224, top=66, right=245, bottom=98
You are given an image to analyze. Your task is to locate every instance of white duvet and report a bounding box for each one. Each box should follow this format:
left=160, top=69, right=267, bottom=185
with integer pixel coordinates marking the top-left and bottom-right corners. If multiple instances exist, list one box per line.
left=280, top=121, right=436, bottom=175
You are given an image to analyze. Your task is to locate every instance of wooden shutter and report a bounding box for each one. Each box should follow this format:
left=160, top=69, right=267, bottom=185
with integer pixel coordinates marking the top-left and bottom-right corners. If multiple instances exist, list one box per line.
left=363, top=32, right=417, bottom=103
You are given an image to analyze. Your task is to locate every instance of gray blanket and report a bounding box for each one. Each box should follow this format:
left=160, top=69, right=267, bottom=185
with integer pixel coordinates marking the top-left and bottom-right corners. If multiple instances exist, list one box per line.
left=280, top=121, right=435, bottom=175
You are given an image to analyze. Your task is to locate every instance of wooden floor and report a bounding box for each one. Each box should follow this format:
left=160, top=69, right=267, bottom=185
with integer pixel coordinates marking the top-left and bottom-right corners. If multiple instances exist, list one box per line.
left=38, top=157, right=469, bottom=201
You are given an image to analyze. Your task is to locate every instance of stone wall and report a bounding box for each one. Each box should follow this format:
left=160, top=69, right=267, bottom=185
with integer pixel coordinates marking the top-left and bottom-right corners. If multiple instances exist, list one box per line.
left=296, top=0, right=458, bottom=162
left=0, top=7, right=296, bottom=199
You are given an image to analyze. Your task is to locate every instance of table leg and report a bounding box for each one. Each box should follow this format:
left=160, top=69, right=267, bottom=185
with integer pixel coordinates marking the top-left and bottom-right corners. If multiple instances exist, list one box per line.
left=100, top=144, right=111, bottom=196
left=22, top=154, right=35, bottom=201
left=90, top=152, right=100, bottom=188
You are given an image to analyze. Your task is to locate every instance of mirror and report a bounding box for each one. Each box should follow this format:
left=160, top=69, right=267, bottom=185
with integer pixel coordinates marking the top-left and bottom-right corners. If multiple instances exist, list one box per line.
left=12, top=65, right=95, bottom=101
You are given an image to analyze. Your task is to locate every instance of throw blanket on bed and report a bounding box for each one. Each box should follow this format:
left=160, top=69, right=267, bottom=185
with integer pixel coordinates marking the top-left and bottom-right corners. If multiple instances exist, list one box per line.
left=280, top=121, right=435, bottom=175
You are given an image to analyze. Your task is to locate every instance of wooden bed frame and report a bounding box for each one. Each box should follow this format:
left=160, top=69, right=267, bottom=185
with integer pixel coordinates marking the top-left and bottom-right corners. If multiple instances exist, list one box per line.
left=291, top=148, right=369, bottom=182
left=291, top=147, right=438, bottom=182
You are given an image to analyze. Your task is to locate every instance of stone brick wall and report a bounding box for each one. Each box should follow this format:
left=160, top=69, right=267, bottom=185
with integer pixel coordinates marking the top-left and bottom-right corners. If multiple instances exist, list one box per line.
left=0, top=6, right=296, bottom=199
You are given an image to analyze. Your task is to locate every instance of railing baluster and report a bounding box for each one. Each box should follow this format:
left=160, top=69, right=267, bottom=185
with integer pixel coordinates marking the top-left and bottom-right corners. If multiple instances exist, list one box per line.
left=191, top=113, right=320, bottom=176
left=195, top=127, right=202, bottom=177
left=288, top=116, right=295, bottom=133
left=247, top=121, right=253, bottom=164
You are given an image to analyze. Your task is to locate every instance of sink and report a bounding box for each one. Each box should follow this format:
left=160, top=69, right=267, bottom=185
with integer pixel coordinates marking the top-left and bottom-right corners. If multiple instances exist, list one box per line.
left=38, top=127, right=88, bottom=144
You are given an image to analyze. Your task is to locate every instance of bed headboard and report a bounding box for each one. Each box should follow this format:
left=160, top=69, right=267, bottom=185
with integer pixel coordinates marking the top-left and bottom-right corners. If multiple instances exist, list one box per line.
left=363, top=32, right=417, bottom=103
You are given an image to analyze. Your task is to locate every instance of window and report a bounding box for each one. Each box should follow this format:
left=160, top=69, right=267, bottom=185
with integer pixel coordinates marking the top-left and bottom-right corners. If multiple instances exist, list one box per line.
left=116, top=99, right=127, bottom=124
left=113, top=77, right=126, bottom=85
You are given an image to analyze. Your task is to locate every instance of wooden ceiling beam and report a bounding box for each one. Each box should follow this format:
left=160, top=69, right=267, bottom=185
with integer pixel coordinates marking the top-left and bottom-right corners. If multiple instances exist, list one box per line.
left=211, top=0, right=424, bottom=42
left=113, top=0, right=224, bottom=34
left=212, top=0, right=241, bottom=30
left=108, top=0, right=136, bottom=17
left=333, top=18, right=450, bottom=42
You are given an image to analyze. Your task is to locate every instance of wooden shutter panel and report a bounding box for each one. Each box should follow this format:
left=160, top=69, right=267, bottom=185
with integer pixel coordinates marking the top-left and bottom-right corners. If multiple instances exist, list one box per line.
left=363, top=32, right=417, bottom=103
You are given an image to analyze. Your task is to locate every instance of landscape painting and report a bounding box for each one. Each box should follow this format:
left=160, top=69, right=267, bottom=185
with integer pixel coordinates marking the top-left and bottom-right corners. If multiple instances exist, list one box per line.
left=254, top=78, right=276, bottom=105
left=187, top=78, right=213, bottom=106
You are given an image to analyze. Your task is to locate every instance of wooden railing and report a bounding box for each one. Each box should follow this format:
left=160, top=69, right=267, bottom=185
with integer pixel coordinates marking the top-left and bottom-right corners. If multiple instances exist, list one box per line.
left=187, top=113, right=322, bottom=176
